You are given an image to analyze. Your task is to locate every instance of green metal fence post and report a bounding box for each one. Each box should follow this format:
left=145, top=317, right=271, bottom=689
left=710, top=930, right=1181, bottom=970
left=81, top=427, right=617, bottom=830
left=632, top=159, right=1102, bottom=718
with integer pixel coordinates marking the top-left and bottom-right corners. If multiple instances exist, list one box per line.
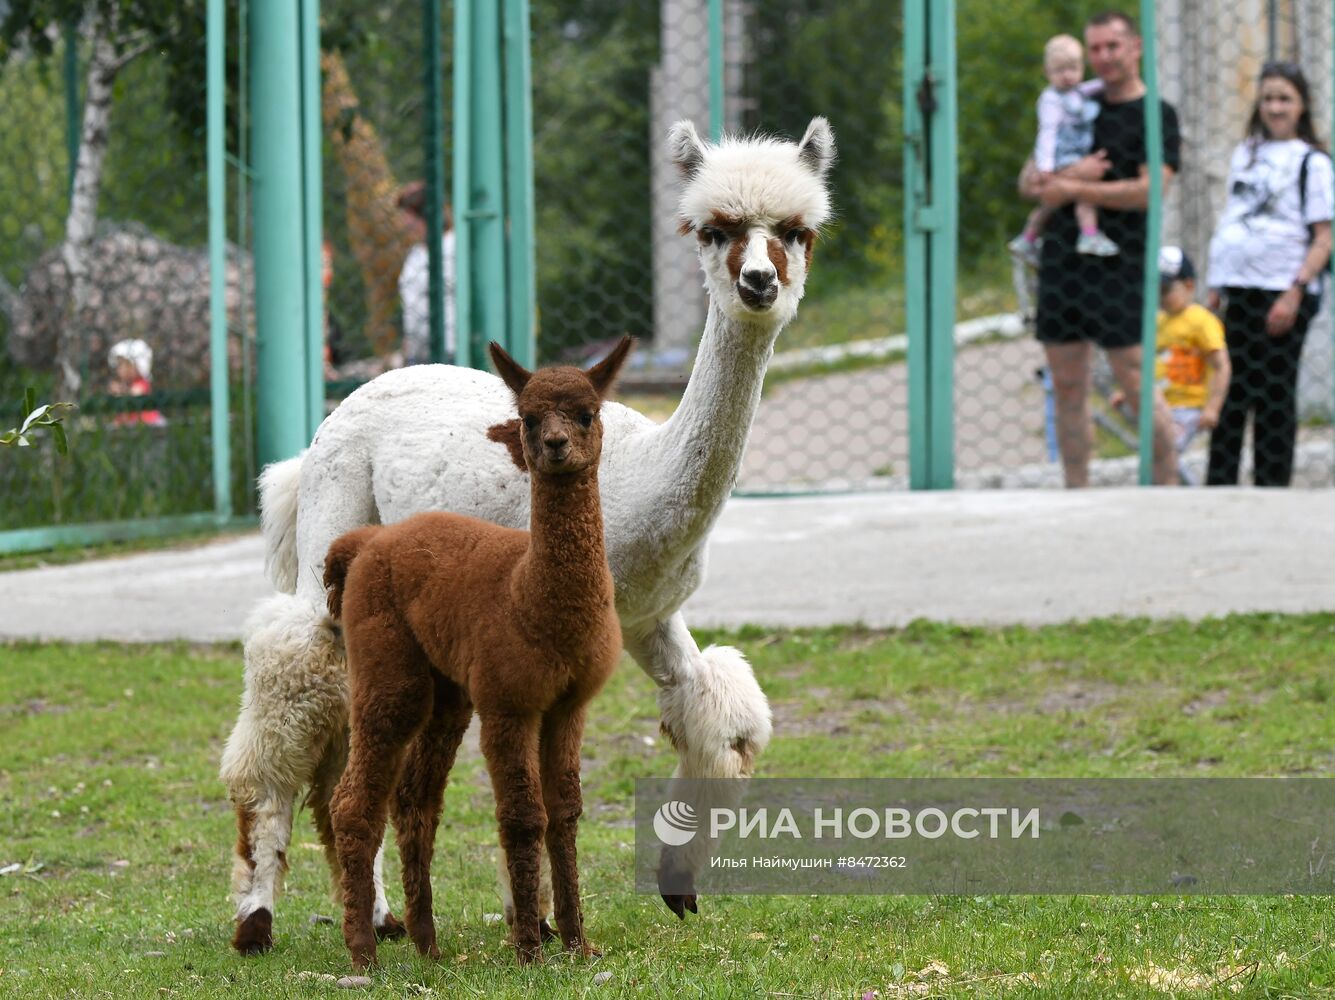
left=452, top=1, right=535, bottom=371
left=502, top=0, right=536, bottom=369
left=903, top=0, right=957, bottom=490
left=424, top=0, right=448, bottom=365
left=251, top=0, right=312, bottom=467
left=461, top=1, right=507, bottom=370
left=1137, top=0, right=1163, bottom=486
left=207, top=0, right=231, bottom=519
left=300, top=0, right=324, bottom=437
left=453, top=0, right=473, bottom=369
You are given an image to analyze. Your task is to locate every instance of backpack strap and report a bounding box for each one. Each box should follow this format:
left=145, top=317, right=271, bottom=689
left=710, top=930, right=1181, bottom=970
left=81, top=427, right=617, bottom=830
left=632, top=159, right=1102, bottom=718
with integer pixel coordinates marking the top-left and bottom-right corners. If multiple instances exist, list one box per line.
left=1299, top=149, right=1312, bottom=223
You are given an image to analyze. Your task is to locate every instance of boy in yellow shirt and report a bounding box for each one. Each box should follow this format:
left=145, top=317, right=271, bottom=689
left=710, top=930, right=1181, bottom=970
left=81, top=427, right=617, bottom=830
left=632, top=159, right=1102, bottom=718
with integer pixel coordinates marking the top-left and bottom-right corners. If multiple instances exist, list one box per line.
left=1153, top=246, right=1230, bottom=460
left=1114, top=247, right=1230, bottom=465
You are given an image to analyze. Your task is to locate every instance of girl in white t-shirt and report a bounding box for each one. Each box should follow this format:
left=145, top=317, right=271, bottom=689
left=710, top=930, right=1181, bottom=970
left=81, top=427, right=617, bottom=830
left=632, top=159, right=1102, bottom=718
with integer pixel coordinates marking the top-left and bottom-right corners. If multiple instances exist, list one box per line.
left=1205, top=62, right=1333, bottom=487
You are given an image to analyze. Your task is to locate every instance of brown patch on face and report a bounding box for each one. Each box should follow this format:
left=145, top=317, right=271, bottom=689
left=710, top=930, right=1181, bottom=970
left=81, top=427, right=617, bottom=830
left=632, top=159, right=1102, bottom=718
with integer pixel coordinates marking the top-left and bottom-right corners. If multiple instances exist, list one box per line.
left=677, top=220, right=694, bottom=237
left=487, top=419, right=528, bottom=473
left=707, top=211, right=744, bottom=231
left=726, top=237, right=745, bottom=281
left=803, top=231, right=816, bottom=271
left=766, top=238, right=790, bottom=285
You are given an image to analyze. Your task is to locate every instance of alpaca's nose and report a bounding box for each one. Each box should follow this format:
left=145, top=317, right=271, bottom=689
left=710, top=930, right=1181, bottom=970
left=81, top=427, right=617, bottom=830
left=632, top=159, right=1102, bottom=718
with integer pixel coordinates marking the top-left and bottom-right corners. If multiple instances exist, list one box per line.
left=740, top=266, right=776, bottom=291
left=544, top=431, right=569, bottom=453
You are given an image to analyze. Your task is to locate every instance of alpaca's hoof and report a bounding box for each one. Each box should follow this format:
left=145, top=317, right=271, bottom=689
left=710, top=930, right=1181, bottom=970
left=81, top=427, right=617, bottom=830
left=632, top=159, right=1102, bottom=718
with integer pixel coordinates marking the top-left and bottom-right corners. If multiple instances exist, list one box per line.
left=539, top=919, right=557, bottom=942
left=661, top=892, right=698, bottom=920
left=658, top=854, right=698, bottom=919
left=565, top=938, right=602, bottom=958
left=515, top=942, right=544, bottom=965
left=349, top=945, right=378, bottom=972
left=374, top=912, right=406, bottom=941
left=233, top=908, right=273, bottom=955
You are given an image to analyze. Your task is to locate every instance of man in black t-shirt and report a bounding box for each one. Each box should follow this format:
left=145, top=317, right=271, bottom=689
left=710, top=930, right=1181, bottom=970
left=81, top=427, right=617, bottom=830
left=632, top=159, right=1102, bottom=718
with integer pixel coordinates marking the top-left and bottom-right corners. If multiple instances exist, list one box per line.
left=1023, top=10, right=1181, bottom=486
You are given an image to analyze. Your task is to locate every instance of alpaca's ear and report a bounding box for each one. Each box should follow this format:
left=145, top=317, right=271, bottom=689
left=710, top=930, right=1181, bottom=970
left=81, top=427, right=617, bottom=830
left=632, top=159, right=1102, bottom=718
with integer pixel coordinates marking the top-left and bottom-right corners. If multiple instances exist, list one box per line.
left=585, top=335, right=634, bottom=400
left=797, top=116, right=836, bottom=179
left=668, top=120, right=706, bottom=178
left=489, top=341, right=532, bottom=397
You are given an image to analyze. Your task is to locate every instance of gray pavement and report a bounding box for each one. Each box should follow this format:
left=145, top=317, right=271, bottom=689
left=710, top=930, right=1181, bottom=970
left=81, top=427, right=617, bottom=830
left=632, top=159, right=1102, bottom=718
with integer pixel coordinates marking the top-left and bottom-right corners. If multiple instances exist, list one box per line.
left=0, top=488, right=1330, bottom=643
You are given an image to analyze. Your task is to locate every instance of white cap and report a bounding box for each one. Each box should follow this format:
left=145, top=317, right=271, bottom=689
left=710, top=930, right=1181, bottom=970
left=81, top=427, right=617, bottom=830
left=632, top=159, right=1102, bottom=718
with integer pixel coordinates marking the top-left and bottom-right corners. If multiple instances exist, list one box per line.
left=108, top=338, right=153, bottom=381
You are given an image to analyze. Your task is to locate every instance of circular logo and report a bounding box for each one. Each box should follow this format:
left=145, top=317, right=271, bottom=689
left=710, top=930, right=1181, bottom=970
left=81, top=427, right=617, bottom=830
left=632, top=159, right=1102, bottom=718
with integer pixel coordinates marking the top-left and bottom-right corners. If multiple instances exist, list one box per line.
left=652, top=800, right=698, bottom=846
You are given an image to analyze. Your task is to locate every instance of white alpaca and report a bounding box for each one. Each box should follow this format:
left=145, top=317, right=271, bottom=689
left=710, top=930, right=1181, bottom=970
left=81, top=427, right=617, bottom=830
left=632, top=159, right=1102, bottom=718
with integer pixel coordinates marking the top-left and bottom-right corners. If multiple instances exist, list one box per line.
left=219, top=116, right=836, bottom=953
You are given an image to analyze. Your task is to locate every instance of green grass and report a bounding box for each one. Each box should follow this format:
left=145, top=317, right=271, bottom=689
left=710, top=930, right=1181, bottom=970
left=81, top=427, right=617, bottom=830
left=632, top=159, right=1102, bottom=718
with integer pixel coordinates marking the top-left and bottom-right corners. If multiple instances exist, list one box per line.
left=3, top=616, right=1334, bottom=998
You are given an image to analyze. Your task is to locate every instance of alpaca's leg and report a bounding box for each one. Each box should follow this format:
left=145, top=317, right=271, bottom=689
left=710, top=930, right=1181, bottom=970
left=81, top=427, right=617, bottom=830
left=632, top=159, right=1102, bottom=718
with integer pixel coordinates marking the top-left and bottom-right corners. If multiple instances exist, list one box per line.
left=479, top=712, right=547, bottom=964
left=623, top=612, right=772, bottom=918
left=227, top=789, right=293, bottom=955
left=391, top=675, right=473, bottom=960
left=497, top=847, right=557, bottom=942
left=331, top=648, right=433, bottom=971
left=539, top=704, right=598, bottom=957
left=220, top=593, right=349, bottom=954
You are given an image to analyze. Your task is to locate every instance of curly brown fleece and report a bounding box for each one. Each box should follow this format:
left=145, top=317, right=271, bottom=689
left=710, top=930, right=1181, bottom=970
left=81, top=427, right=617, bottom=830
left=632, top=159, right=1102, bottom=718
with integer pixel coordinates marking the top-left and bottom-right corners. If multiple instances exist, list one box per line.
left=325, top=336, right=632, bottom=970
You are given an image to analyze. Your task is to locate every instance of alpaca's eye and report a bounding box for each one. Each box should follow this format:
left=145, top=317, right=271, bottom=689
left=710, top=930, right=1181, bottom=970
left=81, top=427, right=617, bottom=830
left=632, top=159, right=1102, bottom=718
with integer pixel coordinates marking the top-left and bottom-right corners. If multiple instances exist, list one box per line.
left=523, top=415, right=538, bottom=430
left=700, top=227, right=726, bottom=247
left=579, top=412, right=594, bottom=428
left=783, top=227, right=807, bottom=245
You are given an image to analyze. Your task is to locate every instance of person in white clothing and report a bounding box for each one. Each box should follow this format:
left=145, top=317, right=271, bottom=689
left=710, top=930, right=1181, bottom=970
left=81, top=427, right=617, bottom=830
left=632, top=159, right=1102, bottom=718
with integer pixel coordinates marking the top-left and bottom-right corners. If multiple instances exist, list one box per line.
left=396, top=181, right=456, bottom=366
left=1009, top=33, right=1119, bottom=268
left=1205, top=61, right=1333, bottom=487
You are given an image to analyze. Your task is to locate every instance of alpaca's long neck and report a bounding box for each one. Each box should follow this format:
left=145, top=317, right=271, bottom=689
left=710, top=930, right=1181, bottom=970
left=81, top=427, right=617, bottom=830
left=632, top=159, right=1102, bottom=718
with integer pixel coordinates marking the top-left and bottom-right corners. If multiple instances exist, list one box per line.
left=516, top=469, right=611, bottom=618
left=647, top=299, right=782, bottom=514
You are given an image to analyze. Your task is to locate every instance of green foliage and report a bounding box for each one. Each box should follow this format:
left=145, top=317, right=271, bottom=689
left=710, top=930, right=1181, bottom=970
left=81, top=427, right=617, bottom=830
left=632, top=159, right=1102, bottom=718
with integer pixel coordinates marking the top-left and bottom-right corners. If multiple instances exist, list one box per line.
left=530, top=4, right=658, bottom=357
left=0, top=387, right=73, bottom=453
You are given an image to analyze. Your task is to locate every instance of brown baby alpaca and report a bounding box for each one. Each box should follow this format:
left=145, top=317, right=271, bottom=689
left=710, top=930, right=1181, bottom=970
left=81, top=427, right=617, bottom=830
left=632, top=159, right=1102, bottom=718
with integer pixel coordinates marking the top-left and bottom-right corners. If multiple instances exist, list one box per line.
left=325, top=336, right=631, bottom=969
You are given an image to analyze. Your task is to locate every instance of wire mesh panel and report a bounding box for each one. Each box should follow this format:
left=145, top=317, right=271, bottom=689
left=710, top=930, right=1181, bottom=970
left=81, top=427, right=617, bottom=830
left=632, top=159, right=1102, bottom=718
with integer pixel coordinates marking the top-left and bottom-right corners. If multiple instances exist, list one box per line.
left=526, top=1, right=907, bottom=492
left=319, top=0, right=451, bottom=386
left=959, top=0, right=1334, bottom=489
left=0, top=6, right=257, bottom=534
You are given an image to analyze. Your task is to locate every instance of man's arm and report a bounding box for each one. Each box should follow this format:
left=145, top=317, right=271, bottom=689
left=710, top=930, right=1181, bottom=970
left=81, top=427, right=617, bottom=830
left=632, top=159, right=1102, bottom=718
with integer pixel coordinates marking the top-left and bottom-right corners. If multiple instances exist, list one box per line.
left=1038, top=163, right=1174, bottom=210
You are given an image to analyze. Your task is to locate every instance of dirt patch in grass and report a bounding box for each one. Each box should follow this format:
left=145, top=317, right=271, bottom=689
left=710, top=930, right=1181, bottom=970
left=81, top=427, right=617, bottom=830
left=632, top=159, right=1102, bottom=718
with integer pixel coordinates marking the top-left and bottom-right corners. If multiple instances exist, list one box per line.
left=773, top=693, right=910, bottom=738
left=0, top=698, right=71, bottom=717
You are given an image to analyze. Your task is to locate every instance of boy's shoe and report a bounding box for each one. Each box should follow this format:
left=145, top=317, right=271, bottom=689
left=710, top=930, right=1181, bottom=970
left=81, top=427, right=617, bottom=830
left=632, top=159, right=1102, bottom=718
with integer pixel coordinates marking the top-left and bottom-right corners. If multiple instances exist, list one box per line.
left=1007, top=234, right=1042, bottom=269
left=1076, top=230, right=1120, bottom=256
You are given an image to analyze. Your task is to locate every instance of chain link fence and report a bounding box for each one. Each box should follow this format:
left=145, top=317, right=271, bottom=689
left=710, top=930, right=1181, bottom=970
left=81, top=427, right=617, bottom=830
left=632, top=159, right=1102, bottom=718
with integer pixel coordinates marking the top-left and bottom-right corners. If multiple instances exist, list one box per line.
left=3, top=2, right=1331, bottom=545
left=956, top=0, right=1334, bottom=489
left=0, top=6, right=257, bottom=534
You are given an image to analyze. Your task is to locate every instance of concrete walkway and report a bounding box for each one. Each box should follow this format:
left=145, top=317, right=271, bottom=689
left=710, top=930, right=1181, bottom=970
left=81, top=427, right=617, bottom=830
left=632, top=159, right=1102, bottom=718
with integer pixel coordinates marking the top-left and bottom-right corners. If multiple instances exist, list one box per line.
left=0, top=489, right=1330, bottom=644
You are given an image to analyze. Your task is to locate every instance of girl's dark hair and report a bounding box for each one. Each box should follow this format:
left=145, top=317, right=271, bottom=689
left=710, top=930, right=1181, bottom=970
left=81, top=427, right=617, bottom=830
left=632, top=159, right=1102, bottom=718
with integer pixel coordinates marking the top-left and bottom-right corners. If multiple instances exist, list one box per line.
left=1247, top=61, right=1324, bottom=150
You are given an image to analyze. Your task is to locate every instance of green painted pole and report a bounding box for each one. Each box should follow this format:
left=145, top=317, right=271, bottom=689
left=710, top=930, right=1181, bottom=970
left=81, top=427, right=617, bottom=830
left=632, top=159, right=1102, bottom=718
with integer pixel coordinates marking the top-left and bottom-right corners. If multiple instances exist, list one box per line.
left=452, top=0, right=473, bottom=368
left=64, top=23, right=80, bottom=198
left=466, top=2, right=507, bottom=370
left=903, top=0, right=956, bottom=490
left=708, top=0, right=724, bottom=142
left=300, top=0, right=323, bottom=437
left=903, top=2, right=928, bottom=489
left=927, top=0, right=957, bottom=488
left=1138, top=0, right=1163, bottom=486
left=424, top=0, right=448, bottom=365
left=207, top=0, right=232, bottom=519
left=503, top=0, right=536, bottom=368
left=251, top=0, right=310, bottom=467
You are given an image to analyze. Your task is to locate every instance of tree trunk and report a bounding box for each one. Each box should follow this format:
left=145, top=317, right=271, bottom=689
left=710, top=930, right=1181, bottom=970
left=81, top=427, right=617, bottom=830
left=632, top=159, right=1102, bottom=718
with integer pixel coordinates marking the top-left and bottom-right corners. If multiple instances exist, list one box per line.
left=321, top=50, right=414, bottom=358
left=57, top=15, right=121, bottom=399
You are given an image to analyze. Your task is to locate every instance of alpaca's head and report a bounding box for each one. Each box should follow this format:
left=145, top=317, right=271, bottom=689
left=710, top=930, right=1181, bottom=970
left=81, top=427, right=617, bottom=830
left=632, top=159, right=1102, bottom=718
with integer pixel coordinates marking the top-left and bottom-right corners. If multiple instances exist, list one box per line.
left=669, top=117, right=835, bottom=328
left=489, top=336, right=633, bottom=476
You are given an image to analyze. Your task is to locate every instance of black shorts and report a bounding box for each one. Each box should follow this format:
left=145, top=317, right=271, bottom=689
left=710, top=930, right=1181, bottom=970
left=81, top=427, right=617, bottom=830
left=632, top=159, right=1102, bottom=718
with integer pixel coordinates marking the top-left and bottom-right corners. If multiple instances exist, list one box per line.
left=1035, top=240, right=1147, bottom=351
